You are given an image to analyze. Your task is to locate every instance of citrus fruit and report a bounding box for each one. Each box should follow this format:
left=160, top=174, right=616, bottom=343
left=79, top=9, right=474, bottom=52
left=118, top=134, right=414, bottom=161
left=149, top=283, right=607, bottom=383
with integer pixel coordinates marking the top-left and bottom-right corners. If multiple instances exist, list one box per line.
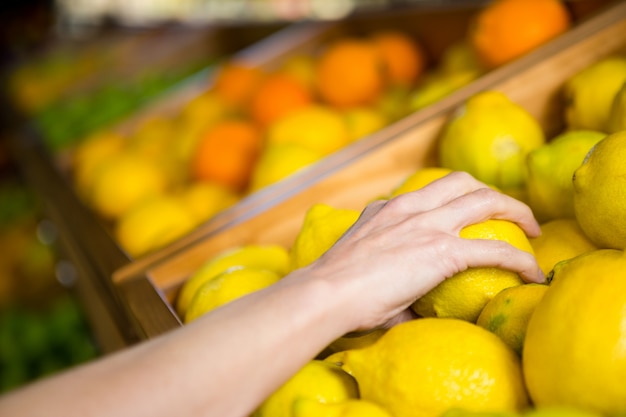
left=523, top=406, right=604, bottom=417
left=476, top=283, right=549, bottom=355
left=525, top=130, right=606, bottom=222
left=184, top=266, right=281, bottom=323
left=89, top=152, right=168, bottom=219
left=277, top=54, right=316, bottom=89
left=331, top=318, right=528, bottom=417
left=408, top=70, right=479, bottom=111
left=293, top=398, right=393, bottom=417
left=607, top=80, right=626, bottom=133
left=523, top=248, right=626, bottom=415
left=469, top=0, right=571, bottom=69
left=411, top=219, right=534, bottom=322
left=342, top=107, right=388, bottom=143
left=315, top=38, right=385, bottom=108
left=438, top=90, right=545, bottom=192
left=370, top=29, right=426, bottom=87
left=389, top=167, right=453, bottom=197
left=190, top=119, right=263, bottom=192
left=440, top=40, right=485, bottom=76
left=212, top=61, right=266, bottom=109
left=572, top=131, right=626, bottom=249
left=529, top=218, right=598, bottom=276
left=114, top=195, right=196, bottom=258
left=253, top=360, right=359, bottom=417
left=266, top=104, right=349, bottom=156
left=177, top=181, right=239, bottom=224
left=326, top=328, right=387, bottom=355
left=289, top=203, right=361, bottom=271
left=248, top=143, right=324, bottom=192
left=176, top=244, right=289, bottom=317
left=563, top=56, right=626, bottom=131
left=249, top=73, right=313, bottom=127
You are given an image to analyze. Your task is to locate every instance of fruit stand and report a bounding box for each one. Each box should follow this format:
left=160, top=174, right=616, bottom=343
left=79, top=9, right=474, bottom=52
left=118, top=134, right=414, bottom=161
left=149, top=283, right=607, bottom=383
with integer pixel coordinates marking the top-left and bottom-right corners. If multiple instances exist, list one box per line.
left=7, top=0, right=625, bottom=354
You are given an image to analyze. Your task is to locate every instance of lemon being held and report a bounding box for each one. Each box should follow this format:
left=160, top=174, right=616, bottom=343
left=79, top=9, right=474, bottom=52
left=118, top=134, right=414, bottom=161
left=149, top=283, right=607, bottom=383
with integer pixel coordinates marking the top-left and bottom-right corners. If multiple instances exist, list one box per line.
left=293, top=398, right=393, bottom=417
left=573, top=131, right=626, bottom=249
left=330, top=318, right=528, bottom=417
left=438, top=90, right=545, bottom=192
left=523, top=248, right=626, bottom=415
left=412, top=219, right=534, bottom=322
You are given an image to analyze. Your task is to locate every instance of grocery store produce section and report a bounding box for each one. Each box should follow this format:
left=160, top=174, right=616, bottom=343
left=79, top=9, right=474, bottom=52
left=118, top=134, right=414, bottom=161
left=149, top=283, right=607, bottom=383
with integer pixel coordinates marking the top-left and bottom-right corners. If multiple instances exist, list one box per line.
left=4, top=0, right=626, bottom=415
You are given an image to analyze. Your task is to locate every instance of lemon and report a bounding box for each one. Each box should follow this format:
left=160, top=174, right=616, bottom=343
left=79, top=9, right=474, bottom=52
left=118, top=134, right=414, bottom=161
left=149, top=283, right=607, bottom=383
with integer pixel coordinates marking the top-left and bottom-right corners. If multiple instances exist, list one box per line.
left=525, top=130, right=606, bottom=222
left=439, top=40, right=485, bottom=76
left=343, top=107, right=387, bottom=143
left=389, top=166, right=453, bottom=197
left=333, top=318, right=528, bottom=417
left=375, top=85, right=411, bottom=122
left=277, top=54, right=316, bottom=89
left=114, top=194, right=196, bottom=258
left=184, top=266, right=281, bottom=323
left=572, top=131, right=626, bottom=249
left=563, top=56, right=626, bottom=132
left=289, top=203, right=361, bottom=271
left=293, top=398, right=393, bottom=417
left=440, top=408, right=518, bottom=417
left=607, top=81, right=626, bottom=133
left=178, top=181, right=239, bottom=224
left=412, top=219, right=533, bottom=322
left=127, top=116, right=175, bottom=162
left=326, top=328, right=387, bottom=354
left=438, top=91, right=545, bottom=192
left=72, top=130, right=125, bottom=201
left=266, top=104, right=349, bottom=156
left=523, top=248, right=626, bottom=415
left=89, top=152, right=168, bottom=219
left=529, top=218, right=597, bottom=276
left=248, top=143, right=324, bottom=192
left=409, top=70, right=479, bottom=111
left=176, top=244, right=289, bottom=317
left=476, top=283, right=549, bottom=355
left=523, top=406, right=604, bottom=417
left=253, top=360, right=359, bottom=417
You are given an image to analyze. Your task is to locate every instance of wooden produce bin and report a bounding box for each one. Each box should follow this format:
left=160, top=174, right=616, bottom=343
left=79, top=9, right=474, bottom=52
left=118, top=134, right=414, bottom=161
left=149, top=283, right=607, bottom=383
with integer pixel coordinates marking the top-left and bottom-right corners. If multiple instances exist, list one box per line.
left=112, top=1, right=626, bottom=340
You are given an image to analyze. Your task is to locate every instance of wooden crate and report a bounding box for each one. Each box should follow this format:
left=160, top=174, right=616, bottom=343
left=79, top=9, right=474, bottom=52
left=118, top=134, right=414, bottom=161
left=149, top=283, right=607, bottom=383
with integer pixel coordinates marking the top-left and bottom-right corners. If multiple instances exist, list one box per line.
left=112, top=1, right=626, bottom=339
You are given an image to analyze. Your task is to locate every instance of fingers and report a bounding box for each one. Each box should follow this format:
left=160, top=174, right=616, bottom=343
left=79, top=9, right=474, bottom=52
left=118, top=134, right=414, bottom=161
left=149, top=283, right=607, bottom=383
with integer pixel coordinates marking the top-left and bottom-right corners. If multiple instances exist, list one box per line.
left=453, top=238, right=545, bottom=283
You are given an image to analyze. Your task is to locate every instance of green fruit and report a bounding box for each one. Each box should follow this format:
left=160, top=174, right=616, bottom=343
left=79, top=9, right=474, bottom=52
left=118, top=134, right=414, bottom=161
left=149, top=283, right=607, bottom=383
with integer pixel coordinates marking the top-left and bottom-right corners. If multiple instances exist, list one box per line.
left=607, top=81, right=626, bottom=133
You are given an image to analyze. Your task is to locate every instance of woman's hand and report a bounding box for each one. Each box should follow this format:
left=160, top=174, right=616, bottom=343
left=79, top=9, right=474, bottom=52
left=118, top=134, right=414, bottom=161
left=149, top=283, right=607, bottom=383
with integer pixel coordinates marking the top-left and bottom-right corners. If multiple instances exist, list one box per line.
left=303, top=171, right=544, bottom=332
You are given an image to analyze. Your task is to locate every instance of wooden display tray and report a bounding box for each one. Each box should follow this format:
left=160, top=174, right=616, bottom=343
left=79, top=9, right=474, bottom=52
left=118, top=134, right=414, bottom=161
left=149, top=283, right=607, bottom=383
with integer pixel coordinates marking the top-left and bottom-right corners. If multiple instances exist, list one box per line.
left=112, top=1, right=626, bottom=340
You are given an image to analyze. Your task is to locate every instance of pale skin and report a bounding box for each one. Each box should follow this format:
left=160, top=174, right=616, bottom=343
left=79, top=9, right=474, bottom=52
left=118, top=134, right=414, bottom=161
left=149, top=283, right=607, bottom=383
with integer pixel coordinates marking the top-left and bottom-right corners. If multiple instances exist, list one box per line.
left=0, top=171, right=544, bottom=417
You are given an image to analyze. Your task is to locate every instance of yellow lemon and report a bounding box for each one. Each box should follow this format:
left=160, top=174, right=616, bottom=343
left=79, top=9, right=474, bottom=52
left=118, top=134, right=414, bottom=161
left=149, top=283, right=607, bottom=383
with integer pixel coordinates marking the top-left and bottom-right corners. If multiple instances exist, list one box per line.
left=438, top=91, right=545, bottom=192
left=176, top=244, right=289, bottom=317
left=89, top=152, right=168, bottom=219
left=409, top=70, right=479, bottom=111
left=127, top=116, right=175, bottom=162
left=412, top=219, right=534, bottom=322
left=342, top=107, right=388, bottom=143
left=529, top=218, right=598, bottom=276
left=389, top=166, right=453, bottom=197
left=178, top=181, right=239, bottom=224
left=375, top=85, right=412, bottom=122
left=277, top=54, right=316, bottom=89
left=72, top=130, right=125, bottom=201
left=114, top=194, right=196, bottom=258
left=332, top=318, right=528, bottom=417
left=439, top=40, right=485, bottom=76
left=248, top=143, right=324, bottom=192
left=476, top=283, right=549, bottom=355
left=253, top=360, right=359, bottom=417
left=572, top=131, right=626, bottom=249
left=525, top=130, right=605, bottom=222
left=523, top=248, right=626, bottom=415
left=266, top=104, right=350, bottom=156
left=289, top=203, right=361, bottom=271
left=293, top=398, right=393, bottom=417
left=563, top=56, right=626, bottom=132
left=325, top=328, right=387, bottom=355
left=607, top=81, right=626, bottom=133
left=184, top=266, right=281, bottom=323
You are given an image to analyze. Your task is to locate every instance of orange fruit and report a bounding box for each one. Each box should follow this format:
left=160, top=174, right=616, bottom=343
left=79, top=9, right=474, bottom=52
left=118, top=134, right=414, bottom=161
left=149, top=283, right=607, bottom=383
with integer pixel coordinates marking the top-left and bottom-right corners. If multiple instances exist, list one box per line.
left=212, top=62, right=266, bottom=109
left=315, top=38, right=385, bottom=108
left=191, top=119, right=263, bottom=192
left=249, top=73, right=313, bottom=127
left=469, top=0, right=572, bottom=69
left=371, top=30, right=426, bottom=87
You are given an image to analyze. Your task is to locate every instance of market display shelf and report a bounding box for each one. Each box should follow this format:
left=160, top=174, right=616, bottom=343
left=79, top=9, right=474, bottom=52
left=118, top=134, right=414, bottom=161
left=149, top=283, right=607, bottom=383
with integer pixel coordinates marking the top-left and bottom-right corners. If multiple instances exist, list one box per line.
left=111, top=1, right=626, bottom=340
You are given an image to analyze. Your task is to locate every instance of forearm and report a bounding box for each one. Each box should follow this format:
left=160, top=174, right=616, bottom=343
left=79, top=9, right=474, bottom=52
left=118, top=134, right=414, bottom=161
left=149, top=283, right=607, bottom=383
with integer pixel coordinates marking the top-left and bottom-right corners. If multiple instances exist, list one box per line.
left=0, top=268, right=351, bottom=417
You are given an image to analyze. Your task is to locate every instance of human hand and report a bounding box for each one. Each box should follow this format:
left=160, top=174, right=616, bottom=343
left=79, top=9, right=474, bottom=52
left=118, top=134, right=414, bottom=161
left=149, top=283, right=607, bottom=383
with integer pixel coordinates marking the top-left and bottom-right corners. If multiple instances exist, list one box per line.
left=303, top=171, right=544, bottom=333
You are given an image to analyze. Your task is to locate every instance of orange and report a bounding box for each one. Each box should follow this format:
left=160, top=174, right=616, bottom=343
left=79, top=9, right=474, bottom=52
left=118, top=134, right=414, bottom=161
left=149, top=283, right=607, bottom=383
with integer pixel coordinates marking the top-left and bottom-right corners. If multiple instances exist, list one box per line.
left=470, top=0, right=571, bottom=69
left=191, top=119, right=263, bottom=192
left=315, top=38, right=385, bottom=108
left=249, top=73, right=313, bottom=127
left=371, top=30, right=426, bottom=87
left=212, top=62, right=266, bottom=109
